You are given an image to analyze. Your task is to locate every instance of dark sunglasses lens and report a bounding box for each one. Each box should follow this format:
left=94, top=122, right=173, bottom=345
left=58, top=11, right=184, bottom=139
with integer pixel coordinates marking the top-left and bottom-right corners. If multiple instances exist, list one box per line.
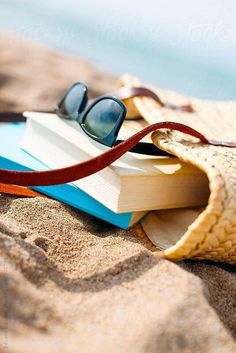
left=83, top=99, right=123, bottom=139
left=58, top=83, right=86, bottom=119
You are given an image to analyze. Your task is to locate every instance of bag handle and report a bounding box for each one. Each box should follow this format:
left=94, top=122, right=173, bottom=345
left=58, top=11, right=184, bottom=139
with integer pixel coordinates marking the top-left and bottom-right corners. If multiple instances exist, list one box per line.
left=117, top=86, right=194, bottom=112
left=0, top=119, right=235, bottom=188
left=0, top=85, right=194, bottom=197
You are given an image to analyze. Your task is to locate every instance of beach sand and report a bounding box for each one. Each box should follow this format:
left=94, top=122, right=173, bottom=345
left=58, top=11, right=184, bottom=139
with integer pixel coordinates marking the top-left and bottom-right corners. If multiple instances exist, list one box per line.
left=0, top=34, right=235, bottom=353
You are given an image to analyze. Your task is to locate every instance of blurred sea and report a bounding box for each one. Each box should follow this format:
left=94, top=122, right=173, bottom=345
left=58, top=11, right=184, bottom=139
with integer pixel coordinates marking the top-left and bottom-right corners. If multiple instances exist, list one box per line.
left=1, top=0, right=236, bottom=100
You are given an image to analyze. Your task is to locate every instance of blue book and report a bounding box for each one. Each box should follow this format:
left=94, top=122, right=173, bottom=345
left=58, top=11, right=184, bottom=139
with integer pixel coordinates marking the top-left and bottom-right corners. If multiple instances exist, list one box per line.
left=0, top=122, right=145, bottom=228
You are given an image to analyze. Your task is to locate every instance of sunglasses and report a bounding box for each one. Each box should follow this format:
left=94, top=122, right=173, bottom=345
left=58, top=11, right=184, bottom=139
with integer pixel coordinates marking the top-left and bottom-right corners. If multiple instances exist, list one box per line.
left=55, top=82, right=190, bottom=156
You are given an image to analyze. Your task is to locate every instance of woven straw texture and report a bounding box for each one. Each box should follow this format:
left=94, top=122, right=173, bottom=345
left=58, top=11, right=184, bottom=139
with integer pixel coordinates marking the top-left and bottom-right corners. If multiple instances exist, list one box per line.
left=120, top=75, right=236, bottom=263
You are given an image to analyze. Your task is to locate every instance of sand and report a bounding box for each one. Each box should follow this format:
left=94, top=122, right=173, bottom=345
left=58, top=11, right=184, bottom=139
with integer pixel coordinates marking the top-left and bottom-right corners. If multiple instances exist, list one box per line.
left=0, top=33, right=235, bottom=353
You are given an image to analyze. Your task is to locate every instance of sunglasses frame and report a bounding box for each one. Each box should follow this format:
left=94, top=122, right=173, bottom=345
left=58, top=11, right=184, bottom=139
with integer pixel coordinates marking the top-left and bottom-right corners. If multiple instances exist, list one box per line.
left=55, top=81, right=172, bottom=156
left=56, top=82, right=127, bottom=147
left=56, top=82, right=88, bottom=119
left=79, top=96, right=127, bottom=147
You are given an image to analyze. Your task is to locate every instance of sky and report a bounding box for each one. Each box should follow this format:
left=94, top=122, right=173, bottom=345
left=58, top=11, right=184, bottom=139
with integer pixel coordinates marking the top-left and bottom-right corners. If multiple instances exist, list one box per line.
left=1, top=0, right=236, bottom=99
left=17, top=0, right=236, bottom=60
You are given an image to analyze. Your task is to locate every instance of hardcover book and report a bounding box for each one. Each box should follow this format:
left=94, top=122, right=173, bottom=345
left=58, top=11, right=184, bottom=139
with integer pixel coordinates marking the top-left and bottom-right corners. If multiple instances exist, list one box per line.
left=21, top=111, right=210, bottom=212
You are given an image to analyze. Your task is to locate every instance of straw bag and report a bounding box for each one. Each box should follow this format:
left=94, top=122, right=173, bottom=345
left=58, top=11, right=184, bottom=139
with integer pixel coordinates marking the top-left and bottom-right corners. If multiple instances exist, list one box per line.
left=120, top=75, right=236, bottom=264
left=1, top=79, right=235, bottom=264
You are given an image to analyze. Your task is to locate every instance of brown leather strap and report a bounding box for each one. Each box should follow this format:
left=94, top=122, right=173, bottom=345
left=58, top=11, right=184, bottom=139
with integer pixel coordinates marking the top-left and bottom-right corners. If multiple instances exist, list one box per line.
left=0, top=85, right=194, bottom=197
left=0, top=121, right=235, bottom=187
left=0, top=86, right=234, bottom=192
left=117, top=87, right=194, bottom=112
left=0, top=183, right=44, bottom=197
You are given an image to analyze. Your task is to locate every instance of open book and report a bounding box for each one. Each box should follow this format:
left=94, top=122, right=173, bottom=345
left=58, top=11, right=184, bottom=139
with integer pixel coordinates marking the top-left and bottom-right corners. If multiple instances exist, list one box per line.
left=21, top=112, right=210, bottom=213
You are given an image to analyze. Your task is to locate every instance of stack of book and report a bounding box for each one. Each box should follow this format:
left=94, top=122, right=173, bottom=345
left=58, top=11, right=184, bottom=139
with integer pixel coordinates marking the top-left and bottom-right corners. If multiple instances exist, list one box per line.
left=0, top=112, right=209, bottom=228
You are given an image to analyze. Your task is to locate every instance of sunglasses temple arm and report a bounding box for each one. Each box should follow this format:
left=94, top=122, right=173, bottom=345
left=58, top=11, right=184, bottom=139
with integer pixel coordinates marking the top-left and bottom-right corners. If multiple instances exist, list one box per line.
left=0, top=111, right=54, bottom=123
left=115, top=140, right=172, bottom=156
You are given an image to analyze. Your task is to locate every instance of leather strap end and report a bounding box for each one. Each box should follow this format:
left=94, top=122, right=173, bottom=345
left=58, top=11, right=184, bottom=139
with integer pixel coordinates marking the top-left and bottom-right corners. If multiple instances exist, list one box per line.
left=0, top=183, right=44, bottom=198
